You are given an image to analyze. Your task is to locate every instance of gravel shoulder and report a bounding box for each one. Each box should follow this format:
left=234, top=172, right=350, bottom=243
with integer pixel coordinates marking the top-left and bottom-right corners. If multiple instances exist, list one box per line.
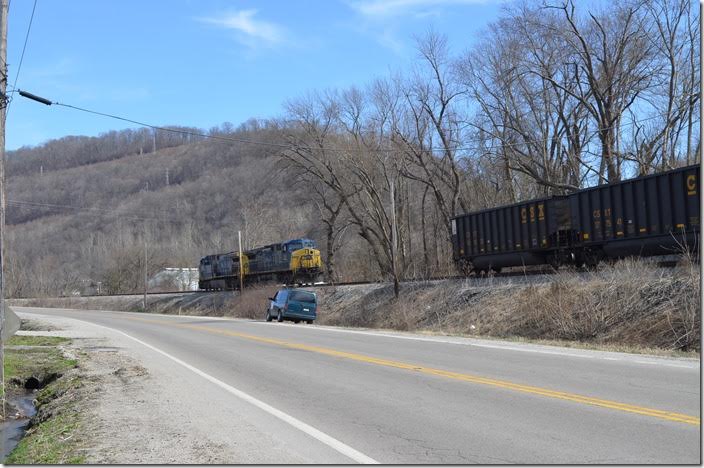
left=13, top=312, right=320, bottom=464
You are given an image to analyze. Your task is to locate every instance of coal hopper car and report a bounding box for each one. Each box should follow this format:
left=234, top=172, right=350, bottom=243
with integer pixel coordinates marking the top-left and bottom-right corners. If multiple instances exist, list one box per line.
left=452, top=164, right=700, bottom=273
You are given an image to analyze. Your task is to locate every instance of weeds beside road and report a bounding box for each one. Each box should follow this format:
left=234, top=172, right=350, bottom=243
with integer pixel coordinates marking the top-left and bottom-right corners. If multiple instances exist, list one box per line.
left=318, top=258, right=701, bottom=354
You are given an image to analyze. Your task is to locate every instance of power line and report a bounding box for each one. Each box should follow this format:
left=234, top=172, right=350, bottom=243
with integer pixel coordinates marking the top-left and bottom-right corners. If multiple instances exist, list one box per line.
left=5, top=0, right=36, bottom=119
left=6, top=198, right=184, bottom=224
left=52, top=101, right=293, bottom=150
left=19, top=90, right=699, bottom=156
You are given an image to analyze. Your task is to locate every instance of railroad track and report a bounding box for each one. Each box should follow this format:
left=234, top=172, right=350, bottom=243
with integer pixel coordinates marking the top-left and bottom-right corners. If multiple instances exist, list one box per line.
left=61, top=260, right=680, bottom=299
left=70, top=269, right=553, bottom=298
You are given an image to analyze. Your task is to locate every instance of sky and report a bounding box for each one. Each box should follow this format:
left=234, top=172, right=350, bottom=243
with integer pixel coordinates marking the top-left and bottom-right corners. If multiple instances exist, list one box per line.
left=5, top=0, right=505, bottom=150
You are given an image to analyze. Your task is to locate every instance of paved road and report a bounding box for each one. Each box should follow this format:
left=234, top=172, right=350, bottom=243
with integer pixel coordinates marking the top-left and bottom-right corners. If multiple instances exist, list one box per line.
left=16, top=306, right=701, bottom=464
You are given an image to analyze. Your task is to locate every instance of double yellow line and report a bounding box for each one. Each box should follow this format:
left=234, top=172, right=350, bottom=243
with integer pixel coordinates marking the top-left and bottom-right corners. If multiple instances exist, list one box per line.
left=127, top=316, right=700, bottom=427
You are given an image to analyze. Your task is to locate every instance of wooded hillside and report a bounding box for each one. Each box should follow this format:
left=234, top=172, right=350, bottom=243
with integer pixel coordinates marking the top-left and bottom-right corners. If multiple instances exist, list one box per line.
left=6, top=0, right=699, bottom=297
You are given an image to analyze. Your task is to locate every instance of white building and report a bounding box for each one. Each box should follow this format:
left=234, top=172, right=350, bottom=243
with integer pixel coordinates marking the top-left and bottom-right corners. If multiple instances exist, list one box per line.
left=148, top=268, right=199, bottom=291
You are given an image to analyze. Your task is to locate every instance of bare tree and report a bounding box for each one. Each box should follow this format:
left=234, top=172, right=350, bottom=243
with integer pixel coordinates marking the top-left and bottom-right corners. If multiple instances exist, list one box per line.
left=626, top=0, right=700, bottom=173
left=543, top=0, right=654, bottom=182
left=387, top=30, right=471, bottom=261
left=458, top=7, right=592, bottom=194
left=283, top=85, right=410, bottom=297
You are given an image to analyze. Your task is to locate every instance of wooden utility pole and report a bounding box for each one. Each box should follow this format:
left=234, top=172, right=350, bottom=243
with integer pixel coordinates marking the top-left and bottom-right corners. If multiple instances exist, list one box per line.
left=143, top=224, right=148, bottom=311
left=0, top=0, right=9, bottom=419
left=390, top=177, right=399, bottom=298
left=237, top=230, right=244, bottom=293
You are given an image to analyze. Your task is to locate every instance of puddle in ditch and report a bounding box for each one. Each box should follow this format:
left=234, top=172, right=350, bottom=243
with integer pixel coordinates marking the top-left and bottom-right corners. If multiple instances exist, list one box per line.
left=1, top=391, right=37, bottom=461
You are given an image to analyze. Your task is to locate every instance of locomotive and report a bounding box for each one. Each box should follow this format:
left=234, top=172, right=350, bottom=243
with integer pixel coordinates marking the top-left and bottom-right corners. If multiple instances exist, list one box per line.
left=452, top=164, right=700, bottom=274
left=198, top=238, right=322, bottom=290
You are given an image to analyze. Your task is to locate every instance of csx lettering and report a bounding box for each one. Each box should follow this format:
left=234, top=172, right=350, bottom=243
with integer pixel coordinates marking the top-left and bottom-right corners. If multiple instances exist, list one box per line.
left=687, top=175, right=697, bottom=195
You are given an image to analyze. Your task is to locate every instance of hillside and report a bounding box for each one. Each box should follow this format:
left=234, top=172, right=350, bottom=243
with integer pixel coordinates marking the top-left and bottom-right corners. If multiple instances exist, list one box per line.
left=5, top=123, right=365, bottom=296
left=6, top=1, right=700, bottom=297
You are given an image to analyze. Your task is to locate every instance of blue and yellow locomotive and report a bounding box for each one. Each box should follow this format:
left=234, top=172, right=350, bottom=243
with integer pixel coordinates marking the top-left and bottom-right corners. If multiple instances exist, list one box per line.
left=198, top=238, right=322, bottom=290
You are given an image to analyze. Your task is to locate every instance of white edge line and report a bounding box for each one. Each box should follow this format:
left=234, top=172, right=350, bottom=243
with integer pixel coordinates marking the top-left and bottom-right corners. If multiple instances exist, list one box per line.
left=29, top=314, right=379, bottom=465
left=15, top=306, right=699, bottom=369
left=252, top=322, right=699, bottom=369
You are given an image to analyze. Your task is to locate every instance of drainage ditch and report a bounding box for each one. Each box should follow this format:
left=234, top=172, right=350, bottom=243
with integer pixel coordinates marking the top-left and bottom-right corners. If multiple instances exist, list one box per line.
left=1, top=390, right=38, bottom=460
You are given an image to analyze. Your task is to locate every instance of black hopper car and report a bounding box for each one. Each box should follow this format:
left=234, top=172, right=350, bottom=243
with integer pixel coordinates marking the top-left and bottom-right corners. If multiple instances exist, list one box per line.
left=452, top=165, right=700, bottom=274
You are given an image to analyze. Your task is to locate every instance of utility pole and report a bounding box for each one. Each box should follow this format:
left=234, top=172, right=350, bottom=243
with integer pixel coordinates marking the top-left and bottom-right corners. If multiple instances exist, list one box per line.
left=0, top=0, right=9, bottom=419
left=237, top=230, right=244, bottom=293
left=165, top=168, right=169, bottom=186
left=143, top=223, right=148, bottom=311
left=390, top=176, right=399, bottom=298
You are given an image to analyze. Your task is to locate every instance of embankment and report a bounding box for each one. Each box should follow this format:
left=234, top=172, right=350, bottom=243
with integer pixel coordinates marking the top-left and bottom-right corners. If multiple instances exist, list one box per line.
left=11, top=259, right=700, bottom=353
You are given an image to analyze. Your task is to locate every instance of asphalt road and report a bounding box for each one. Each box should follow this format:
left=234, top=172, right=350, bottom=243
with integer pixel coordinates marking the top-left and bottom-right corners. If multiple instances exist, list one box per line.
left=15, top=306, right=701, bottom=464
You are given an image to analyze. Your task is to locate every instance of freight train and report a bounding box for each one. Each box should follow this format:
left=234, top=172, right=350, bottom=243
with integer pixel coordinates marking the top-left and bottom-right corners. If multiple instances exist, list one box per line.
left=452, top=164, right=700, bottom=274
left=198, top=238, right=322, bottom=290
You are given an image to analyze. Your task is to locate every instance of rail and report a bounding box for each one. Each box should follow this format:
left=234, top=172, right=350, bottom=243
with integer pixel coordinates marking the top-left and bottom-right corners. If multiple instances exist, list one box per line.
left=28, top=259, right=680, bottom=300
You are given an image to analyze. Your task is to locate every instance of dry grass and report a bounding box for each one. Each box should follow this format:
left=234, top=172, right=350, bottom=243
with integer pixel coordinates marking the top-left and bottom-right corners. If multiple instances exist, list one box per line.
left=517, top=258, right=699, bottom=350
left=317, top=257, right=701, bottom=353
left=224, top=285, right=280, bottom=319
left=12, top=257, right=700, bottom=353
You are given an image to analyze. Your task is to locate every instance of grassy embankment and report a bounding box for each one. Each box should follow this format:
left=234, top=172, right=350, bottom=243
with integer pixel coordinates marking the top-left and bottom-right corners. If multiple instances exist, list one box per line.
left=3, top=324, right=84, bottom=464
left=155, top=258, right=701, bottom=355
left=10, top=258, right=700, bottom=355
left=320, top=258, right=701, bottom=355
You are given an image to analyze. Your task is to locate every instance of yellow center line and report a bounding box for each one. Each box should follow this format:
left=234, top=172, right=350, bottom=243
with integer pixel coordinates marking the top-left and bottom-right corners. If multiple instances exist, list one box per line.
left=125, top=316, right=700, bottom=427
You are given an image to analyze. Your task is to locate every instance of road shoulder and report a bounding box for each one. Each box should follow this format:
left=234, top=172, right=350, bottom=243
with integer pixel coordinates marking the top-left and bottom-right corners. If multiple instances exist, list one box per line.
left=13, top=311, right=353, bottom=464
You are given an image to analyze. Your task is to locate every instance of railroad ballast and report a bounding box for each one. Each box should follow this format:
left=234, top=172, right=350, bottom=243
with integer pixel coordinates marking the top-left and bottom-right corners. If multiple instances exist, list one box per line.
left=452, top=165, right=700, bottom=274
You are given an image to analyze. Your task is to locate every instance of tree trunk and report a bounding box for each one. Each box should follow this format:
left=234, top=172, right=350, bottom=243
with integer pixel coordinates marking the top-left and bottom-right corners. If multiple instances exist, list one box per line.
left=421, top=186, right=430, bottom=278
left=325, top=223, right=337, bottom=283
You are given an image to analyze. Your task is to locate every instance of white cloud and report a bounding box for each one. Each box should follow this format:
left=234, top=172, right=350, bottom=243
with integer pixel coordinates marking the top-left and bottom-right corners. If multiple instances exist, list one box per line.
left=346, top=0, right=488, bottom=53
left=348, top=0, right=487, bottom=19
left=199, top=9, right=285, bottom=46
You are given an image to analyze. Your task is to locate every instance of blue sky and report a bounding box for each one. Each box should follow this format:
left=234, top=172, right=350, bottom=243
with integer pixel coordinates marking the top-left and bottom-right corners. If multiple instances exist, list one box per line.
left=6, top=0, right=504, bottom=150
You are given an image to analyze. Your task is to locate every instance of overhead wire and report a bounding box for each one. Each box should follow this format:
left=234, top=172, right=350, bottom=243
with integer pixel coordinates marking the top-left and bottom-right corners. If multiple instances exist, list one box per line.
left=42, top=98, right=698, bottom=156
left=0, top=0, right=698, bottom=156
left=8, top=90, right=696, bottom=225
left=7, top=198, right=185, bottom=224
left=11, top=85, right=697, bottom=222
left=53, top=102, right=293, bottom=149
left=5, top=0, right=37, bottom=119
left=7, top=103, right=697, bottom=230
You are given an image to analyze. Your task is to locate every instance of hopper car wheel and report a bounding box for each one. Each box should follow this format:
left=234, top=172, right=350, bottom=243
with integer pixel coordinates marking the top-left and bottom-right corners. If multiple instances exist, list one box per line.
left=306, top=320, right=313, bottom=324
left=294, top=319, right=300, bottom=324
left=277, top=310, right=283, bottom=322
left=265, top=310, right=272, bottom=322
